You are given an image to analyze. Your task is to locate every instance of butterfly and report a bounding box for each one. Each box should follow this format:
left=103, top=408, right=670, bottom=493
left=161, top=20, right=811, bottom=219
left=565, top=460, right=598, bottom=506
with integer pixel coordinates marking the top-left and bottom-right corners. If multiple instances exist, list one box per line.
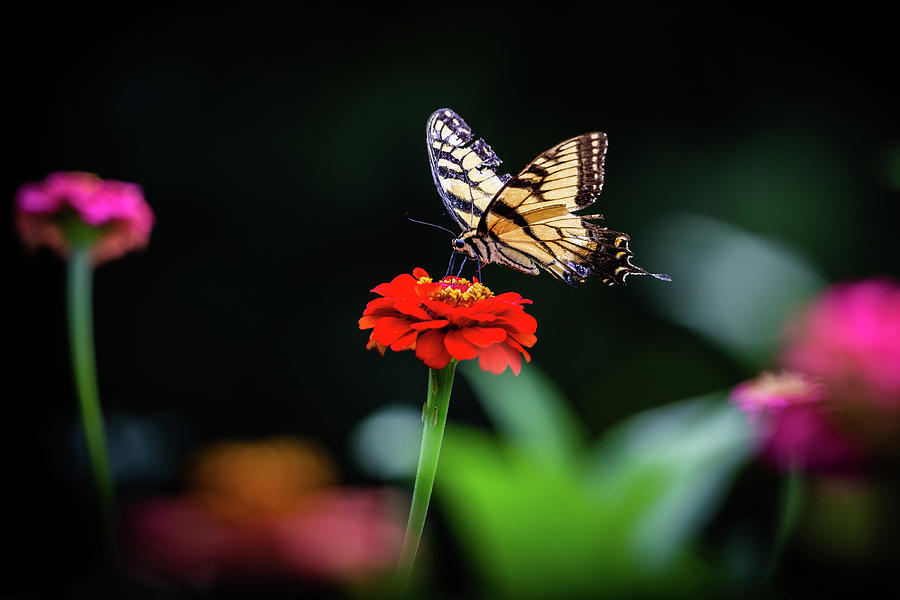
left=426, top=108, right=669, bottom=286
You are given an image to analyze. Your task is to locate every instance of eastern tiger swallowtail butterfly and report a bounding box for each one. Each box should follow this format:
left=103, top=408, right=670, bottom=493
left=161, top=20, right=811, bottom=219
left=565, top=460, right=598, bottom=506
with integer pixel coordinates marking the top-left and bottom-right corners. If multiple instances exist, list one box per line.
left=426, top=108, right=669, bottom=286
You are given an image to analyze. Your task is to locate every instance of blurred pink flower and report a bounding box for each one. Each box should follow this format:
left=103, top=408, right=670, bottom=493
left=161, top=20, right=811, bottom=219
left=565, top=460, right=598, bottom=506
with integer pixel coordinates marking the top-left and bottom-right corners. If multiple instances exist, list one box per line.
left=731, top=371, right=862, bottom=472
left=274, top=490, right=406, bottom=580
left=731, top=370, right=826, bottom=416
left=15, top=171, right=154, bottom=265
left=779, top=278, right=900, bottom=447
left=126, top=438, right=404, bottom=588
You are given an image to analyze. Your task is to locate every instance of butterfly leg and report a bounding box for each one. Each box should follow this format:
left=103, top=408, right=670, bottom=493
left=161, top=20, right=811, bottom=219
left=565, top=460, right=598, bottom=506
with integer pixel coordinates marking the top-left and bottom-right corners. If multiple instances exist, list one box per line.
left=445, top=252, right=457, bottom=278
left=456, top=257, right=468, bottom=278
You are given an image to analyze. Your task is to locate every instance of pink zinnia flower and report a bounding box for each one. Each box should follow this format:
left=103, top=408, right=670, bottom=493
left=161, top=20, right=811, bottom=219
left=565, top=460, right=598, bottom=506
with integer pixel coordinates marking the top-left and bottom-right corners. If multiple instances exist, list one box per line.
left=779, top=278, right=900, bottom=446
left=15, top=171, right=155, bottom=265
left=731, top=370, right=827, bottom=416
left=730, top=371, right=861, bottom=472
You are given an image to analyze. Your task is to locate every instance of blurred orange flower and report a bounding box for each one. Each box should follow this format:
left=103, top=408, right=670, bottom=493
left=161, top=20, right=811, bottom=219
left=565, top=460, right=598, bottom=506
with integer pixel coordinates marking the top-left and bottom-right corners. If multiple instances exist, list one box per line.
left=127, top=437, right=403, bottom=587
left=188, top=438, right=336, bottom=523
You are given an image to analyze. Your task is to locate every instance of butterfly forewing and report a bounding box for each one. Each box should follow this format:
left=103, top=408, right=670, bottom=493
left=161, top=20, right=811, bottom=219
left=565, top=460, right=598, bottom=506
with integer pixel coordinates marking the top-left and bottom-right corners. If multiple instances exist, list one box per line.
left=426, top=108, right=512, bottom=230
left=480, top=133, right=606, bottom=234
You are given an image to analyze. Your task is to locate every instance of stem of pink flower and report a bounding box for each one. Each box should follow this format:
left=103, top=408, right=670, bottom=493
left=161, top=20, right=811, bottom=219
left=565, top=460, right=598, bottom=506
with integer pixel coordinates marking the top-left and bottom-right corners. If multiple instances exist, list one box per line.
left=67, top=246, right=118, bottom=558
left=760, top=462, right=804, bottom=588
left=396, top=360, right=458, bottom=585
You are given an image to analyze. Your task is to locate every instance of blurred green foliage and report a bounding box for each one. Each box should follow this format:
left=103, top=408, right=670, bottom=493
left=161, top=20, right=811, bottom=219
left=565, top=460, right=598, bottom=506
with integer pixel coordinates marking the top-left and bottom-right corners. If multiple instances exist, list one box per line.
left=638, top=214, right=825, bottom=367
left=428, top=364, right=752, bottom=598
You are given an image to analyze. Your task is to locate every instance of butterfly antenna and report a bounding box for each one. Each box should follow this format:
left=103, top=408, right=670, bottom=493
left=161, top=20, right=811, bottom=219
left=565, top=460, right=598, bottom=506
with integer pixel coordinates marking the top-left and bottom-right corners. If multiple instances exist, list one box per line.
left=406, top=213, right=456, bottom=236
left=476, top=260, right=483, bottom=283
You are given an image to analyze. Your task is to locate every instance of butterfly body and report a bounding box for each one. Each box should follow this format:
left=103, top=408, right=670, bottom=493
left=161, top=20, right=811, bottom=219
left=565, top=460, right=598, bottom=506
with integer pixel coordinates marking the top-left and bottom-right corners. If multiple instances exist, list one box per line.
left=427, top=108, right=668, bottom=286
left=452, top=228, right=541, bottom=276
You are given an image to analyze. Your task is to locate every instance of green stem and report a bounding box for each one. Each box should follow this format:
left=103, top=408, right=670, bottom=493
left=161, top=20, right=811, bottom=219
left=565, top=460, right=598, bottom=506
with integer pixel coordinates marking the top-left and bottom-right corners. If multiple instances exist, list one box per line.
left=396, top=360, right=457, bottom=584
left=67, top=247, right=117, bottom=556
left=759, top=463, right=804, bottom=587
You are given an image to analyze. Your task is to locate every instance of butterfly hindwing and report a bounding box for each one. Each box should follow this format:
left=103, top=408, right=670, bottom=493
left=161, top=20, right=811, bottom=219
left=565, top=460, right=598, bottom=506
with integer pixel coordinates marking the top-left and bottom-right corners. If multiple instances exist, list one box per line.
left=480, top=133, right=653, bottom=285
left=426, top=108, right=512, bottom=230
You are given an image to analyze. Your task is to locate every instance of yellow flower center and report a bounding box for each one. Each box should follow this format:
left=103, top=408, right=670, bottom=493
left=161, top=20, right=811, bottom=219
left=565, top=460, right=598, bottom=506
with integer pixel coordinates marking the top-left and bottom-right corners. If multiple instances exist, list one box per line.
left=747, top=371, right=823, bottom=406
left=417, top=275, right=494, bottom=307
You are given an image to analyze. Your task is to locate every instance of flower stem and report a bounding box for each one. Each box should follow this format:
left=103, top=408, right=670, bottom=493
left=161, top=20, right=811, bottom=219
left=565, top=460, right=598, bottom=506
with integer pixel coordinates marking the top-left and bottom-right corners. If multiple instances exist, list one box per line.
left=396, top=360, right=457, bottom=584
left=760, top=464, right=804, bottom=587
left=67, top=247, right=118, bottom=556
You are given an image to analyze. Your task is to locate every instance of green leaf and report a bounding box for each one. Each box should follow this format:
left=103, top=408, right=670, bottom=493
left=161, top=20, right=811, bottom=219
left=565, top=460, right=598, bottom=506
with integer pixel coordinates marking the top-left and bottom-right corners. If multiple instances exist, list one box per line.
left=460, top=360, right=587, bottom=465
left=438, top=427, right=631, bottom=598
left=435, top=393, right=753, bottom=597
left=584, top=393, right=753, bottom=569
left=637, top=214, right=825, bottom=367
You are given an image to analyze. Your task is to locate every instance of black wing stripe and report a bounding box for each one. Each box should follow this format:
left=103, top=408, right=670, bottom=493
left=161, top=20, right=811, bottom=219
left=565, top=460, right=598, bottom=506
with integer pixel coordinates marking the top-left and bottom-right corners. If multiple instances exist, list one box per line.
left=427, top=108, right=511, bottom=231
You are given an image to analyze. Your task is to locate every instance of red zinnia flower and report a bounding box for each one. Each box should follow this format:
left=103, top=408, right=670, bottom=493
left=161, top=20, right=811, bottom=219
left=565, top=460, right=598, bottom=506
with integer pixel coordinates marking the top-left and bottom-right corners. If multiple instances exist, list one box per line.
left=359, top=268, right=537, bottom=375
left=15, top=171, right=154, bottom=265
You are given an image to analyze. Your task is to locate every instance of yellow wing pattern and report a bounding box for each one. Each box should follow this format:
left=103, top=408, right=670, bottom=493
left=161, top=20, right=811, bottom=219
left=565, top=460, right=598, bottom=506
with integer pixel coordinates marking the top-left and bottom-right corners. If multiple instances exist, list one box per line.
left=426, top=109, right=511, bottom=230
left=428, top=108, right=668, bottom=286
left=479, top=133, right=656, bottom=285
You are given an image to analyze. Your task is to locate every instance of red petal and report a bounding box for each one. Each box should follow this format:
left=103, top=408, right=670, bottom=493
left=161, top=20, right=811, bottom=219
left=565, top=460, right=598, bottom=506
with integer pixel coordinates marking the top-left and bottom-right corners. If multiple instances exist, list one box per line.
left=489, top=292, right=524, bottom=304
left=392, top=298, right=430, bottom=319
left=505, top=344, right=524, bottom=375
left=450, top=306, right=497, bottom=324
left=362, top=297, right=395, bottom=313
left=444, top=330, right=479, bottom=360
left=412, top=267, right=429, bottom=279
left=499, top=312, right=537, bottom=335
left=508, top=330, right=537, bottom=347
left=477, top=343, right=524, bottom=375
left=468, top=315, right=498, bottom=325
left=359, top=315, right=379, bottom=329
left=461, top=327, right=507, bottom=347
left=372, top=317, right=415, bottom=347
left=476, top=344, right=510, bottom=375
left=366, top=333, right=387, bottom=355
left=415, top=329, right=451, bottom=369
left=506, top=338, right=531, bottom=363
left=422, top=299, right=453, bottom=318
left=361, top=299, right=405, bottom=323
left=391, top=330, right=418, bottom=351
left=416, top=284, right=441, bottom=302
left=371, top=273, right=418, bottom=297
left=411, top=319, right=449, bottom=330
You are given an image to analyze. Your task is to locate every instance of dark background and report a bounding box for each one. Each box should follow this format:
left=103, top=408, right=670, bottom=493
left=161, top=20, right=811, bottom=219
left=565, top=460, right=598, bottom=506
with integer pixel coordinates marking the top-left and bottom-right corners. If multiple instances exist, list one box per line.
left=6, top=5, right=899, bottom=598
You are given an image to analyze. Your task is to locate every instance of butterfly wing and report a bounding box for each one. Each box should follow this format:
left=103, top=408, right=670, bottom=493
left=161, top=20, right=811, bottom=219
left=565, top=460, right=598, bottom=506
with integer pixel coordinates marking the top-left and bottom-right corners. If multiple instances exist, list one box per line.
left=426, top=108, right=512, bottom=231
left=478, top=133, right=660, bottom=285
